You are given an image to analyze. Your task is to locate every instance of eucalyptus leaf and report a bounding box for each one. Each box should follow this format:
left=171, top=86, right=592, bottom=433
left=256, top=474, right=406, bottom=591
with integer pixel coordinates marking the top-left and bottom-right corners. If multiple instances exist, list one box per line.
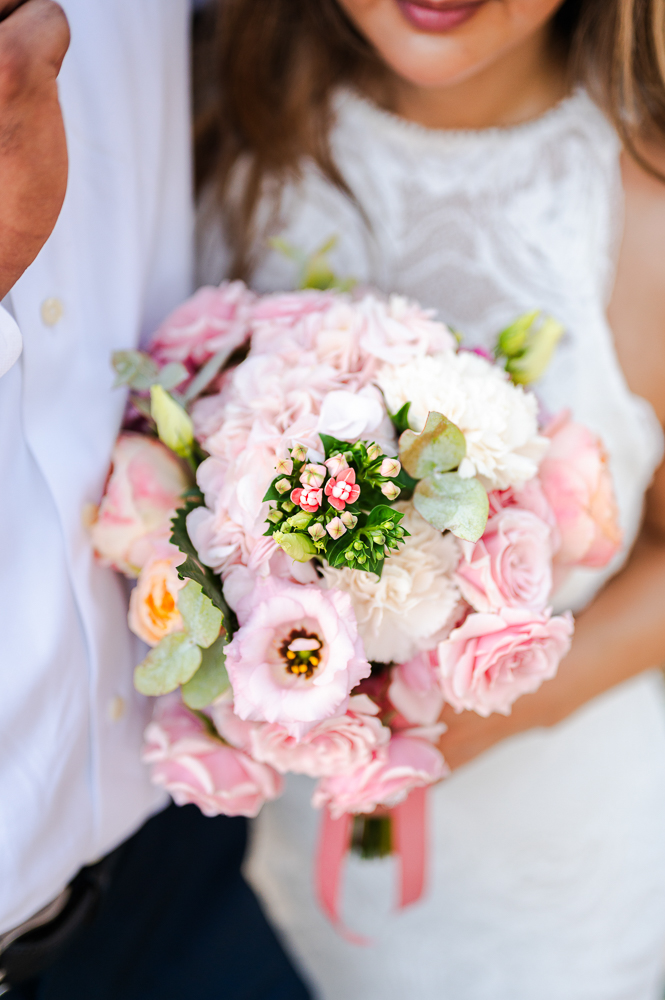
left=181, top=635, right=230, bottom=709
left=413, top=471, right=489, bottom=543
left=399, top=411, right=466, bottom=479
left=177, top=580, right=223, bottom=649
left=134, top=632, right=202, bottom=696
left=170, top=502, right=231, bottom=622
left=182, top=344, right=240, bottom=406
left=112, top=350, right=159, bottom=391
left=157, top=362, right=189, bottom=391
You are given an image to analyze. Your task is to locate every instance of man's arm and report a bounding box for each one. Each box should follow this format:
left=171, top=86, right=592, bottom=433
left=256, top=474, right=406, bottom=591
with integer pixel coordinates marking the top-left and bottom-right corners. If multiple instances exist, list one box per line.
left=0, top=0, right=69, bottom=301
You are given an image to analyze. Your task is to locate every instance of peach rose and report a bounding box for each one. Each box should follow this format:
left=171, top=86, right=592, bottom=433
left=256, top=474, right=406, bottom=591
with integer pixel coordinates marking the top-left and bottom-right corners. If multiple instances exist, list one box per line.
left=90, top=433, right=190, bottom=577
left=128, top=546, right=186, bottom=646
left=539, top=412, right=622, bottom=568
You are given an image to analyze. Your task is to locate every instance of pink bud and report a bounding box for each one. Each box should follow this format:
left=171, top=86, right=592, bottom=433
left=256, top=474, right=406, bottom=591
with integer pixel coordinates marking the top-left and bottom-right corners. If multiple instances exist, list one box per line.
left=275, top=457, right=294, bottom=476
left=380, top=458, right=401, bottom=478
left=325, top=454, right=349, bottom=478
left=326, top=517, right=347, bottom=540
left=367, top=444, right=382, bottom=462
left=300, top=463, right=327, bottom=488
left=381, top=481, right=400, bottom=501
left=276, top=478, right=292, bottom=494
left=291, top=444, right=308, bottom=462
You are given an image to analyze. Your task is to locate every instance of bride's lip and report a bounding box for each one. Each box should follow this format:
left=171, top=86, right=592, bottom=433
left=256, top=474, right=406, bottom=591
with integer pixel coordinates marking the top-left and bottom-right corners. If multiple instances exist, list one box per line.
left=396, top=0, right=488, bottom=32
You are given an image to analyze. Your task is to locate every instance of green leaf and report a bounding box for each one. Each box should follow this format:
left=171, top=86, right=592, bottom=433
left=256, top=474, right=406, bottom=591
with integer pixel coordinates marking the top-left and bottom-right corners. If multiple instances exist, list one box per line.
left=413, top=471, right=489, bottom=542
left=170, top=502, right=232, bottom=626
left=112, top=350, right=160, bottom=391
left=157, top=362, right=189, bottom=391
left=182, top=343, right=243, bottom=406
left=181, top=635, right=230, bottom=709
left=389, top=402, right=412, bottom=436
left=365, top=505, right=403, bottom=528
left=134, top=632, right=202, bottom=696
left=319, top=433, right=353, bottom=457
left=399, top=411, right=466, bottom=479
left=150, top=385, right=194, bottom=459
left=177, top=580, right=223, bottom=649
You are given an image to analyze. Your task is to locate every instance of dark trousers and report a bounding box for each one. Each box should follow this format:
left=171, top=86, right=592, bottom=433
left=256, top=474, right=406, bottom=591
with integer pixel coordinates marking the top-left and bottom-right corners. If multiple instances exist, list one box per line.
left=9, top=803, right=313, bottom=1000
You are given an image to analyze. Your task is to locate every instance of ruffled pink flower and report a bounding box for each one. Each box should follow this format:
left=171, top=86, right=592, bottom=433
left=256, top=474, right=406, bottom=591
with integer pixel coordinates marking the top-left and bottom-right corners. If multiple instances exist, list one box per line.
left=455, top=508, right=554, bottom=613
left=291, top=486, right=323, bottom=512
left=214, top=694, right=389, bottom=778
left=325, top=468, right=360, bottom=511
left=539, top=411, right=622, bottom=568
left=150, top=281, right=255, bottom=371
left=389, top=651, right=445, bottom=726
left=142, top=697, right=282, bottom=818
left=89, top=433, right=190, bottom=577
left=225, top=579, right=371, bottom=738
left=437, top=607, right=574, bottom=717
left=312, top=736, right=448, bottom=819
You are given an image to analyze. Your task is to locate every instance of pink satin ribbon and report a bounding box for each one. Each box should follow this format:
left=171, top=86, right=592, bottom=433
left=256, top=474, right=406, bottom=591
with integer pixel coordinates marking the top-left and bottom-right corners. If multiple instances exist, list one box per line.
left=315, top=786, right=428, bottom=944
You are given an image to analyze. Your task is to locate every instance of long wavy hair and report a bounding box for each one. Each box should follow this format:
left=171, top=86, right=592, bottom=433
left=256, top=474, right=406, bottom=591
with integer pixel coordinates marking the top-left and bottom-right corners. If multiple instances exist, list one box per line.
left=194, top=0, right=665, bottom=278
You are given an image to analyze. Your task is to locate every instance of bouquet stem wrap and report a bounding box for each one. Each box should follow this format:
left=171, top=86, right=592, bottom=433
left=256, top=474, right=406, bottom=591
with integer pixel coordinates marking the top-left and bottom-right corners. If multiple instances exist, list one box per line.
left=315, top=786, right=428, bottom=944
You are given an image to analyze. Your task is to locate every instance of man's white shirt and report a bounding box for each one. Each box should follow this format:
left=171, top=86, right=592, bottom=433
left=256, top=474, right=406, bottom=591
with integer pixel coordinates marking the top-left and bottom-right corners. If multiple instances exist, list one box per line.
left=0, top=0, right=193, bottom=932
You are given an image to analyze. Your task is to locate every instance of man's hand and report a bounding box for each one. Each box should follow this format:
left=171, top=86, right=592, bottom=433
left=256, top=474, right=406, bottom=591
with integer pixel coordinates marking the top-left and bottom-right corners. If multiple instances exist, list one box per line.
left=0, top=0, right=69, bottom=300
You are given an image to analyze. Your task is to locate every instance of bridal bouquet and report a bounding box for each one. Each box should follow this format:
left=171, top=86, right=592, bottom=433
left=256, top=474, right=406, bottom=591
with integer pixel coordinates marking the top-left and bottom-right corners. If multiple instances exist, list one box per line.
left=90, top=280, right=621, bottom=932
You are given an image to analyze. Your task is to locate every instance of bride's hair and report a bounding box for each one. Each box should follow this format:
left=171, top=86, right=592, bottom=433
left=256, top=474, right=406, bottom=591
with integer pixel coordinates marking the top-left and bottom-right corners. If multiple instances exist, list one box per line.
left=195, top=0, right=665, bottom=277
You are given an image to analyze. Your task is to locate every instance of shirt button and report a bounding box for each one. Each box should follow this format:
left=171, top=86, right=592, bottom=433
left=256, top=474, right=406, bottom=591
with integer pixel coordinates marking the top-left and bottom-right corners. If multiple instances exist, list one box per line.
left=40, top=297, right=64, bottom=327
left=108, top=696, right=127, bottom=723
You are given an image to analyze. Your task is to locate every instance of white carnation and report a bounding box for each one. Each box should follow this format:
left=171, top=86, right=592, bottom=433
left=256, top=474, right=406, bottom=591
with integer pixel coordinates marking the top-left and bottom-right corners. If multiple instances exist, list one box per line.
left=377, top=351, right=548, bottom=490
left=320, top=504, right=461, bottom=664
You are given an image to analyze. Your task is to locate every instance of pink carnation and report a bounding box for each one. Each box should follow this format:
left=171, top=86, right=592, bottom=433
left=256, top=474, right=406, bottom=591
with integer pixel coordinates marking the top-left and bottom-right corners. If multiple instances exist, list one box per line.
left=539, top=411, right=622, bottom=567
left=312, top=736, right=448, bottom=819
left=89, top=433, right=190, bottom=577
left=142, top=697, right=282, bottom=818
left=224, top=579, right=371, bottom=738
left=252, top=696, right=389, bottom=777
left=455, top=508, right=554, bottom=613
left=437, top=607, right=574, bottom=717
left=150, top=281, right=254, bottom=370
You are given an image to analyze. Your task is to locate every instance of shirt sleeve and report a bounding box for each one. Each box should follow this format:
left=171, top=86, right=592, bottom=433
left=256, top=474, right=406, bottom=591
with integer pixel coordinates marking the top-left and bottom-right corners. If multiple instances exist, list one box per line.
left=0, top=305, right=22, bottom=378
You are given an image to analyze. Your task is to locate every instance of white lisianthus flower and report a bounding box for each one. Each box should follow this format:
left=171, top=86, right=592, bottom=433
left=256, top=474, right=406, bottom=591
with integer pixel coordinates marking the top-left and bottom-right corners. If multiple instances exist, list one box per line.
left=320, top=503, right=461, bottom=664
left=377, top=351, right=548, bottom=490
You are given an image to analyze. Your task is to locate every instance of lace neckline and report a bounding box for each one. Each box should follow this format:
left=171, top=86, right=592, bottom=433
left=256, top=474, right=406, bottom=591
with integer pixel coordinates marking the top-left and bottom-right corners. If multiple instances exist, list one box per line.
left=335, top=86, right=606, bottom=152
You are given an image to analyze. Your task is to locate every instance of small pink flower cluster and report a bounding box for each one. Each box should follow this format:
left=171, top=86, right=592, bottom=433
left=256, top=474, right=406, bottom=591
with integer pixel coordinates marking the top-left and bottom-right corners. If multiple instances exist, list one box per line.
left=91, top=282, right=622, bottom=824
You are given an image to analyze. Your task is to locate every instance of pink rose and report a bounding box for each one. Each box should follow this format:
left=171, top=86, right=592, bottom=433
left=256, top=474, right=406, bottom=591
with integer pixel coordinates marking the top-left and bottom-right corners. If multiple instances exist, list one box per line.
left=142, top=697, right=282, bottom=818
left=128, top=545, right=186, bottom=646
left=150, top=281, right=255, bottom=371
left=89, top=433, right=190, bottom=577
left=225, top=579, right=371, bottom=738
left=437, top=607, right=574, bottom=717
left=325, top=468, right=361, bottom=511
left=455, top=508, right=554, bottom=613
left=539, top=411, right=622, bottom=567
left=389, top=652, right=445, bottom=726
left=312, top=735, right=448, bottom=819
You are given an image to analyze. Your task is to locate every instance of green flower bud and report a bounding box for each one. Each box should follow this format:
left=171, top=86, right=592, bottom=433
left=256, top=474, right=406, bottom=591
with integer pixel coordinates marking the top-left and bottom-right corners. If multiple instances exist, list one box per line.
left=345, top=549, right=355, bottom=562
left=496, top=311, right=540, bottom=358
left=275, top=478, right=292, bottom=495
left=287, top=510, right=313, bottom=529
left=274, top=530, right=317, bottom=563
left=505, top=316, right=565, bottom=386
left=353, top=540, right=364, bottom=551
left=267, top=509, right=284, bottom=524
left=150, top=385, right=194, bottom=459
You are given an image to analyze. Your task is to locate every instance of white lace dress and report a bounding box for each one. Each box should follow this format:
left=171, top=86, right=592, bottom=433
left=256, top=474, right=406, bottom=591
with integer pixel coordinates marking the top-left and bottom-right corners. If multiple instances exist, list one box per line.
left=199, top=90, right=665, bottom=999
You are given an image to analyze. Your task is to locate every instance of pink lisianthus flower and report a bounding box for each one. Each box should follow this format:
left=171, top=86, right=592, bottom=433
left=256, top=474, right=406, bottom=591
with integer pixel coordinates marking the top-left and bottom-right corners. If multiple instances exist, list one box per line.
left=224, top=579, right=371, bottom=738
left=325, top=468, right=361, bottom=511
left=142, top=696, right=282, bottom=818
left=389, top=651, right=445, bottom=726
left=214, top=694, right=389, bottom=778
left=437, top=607, right=574, bottom=717
left=538, top=411, right=622, bottom=568
left=291, top=485, right=323, bottom=512
left=150, top=281, right=255, bottom=371
left=455, top=508, right=554, bottom=614
left=312, top=736, right=448, bottom=819
left=89, top=433, right=190, bottom=577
